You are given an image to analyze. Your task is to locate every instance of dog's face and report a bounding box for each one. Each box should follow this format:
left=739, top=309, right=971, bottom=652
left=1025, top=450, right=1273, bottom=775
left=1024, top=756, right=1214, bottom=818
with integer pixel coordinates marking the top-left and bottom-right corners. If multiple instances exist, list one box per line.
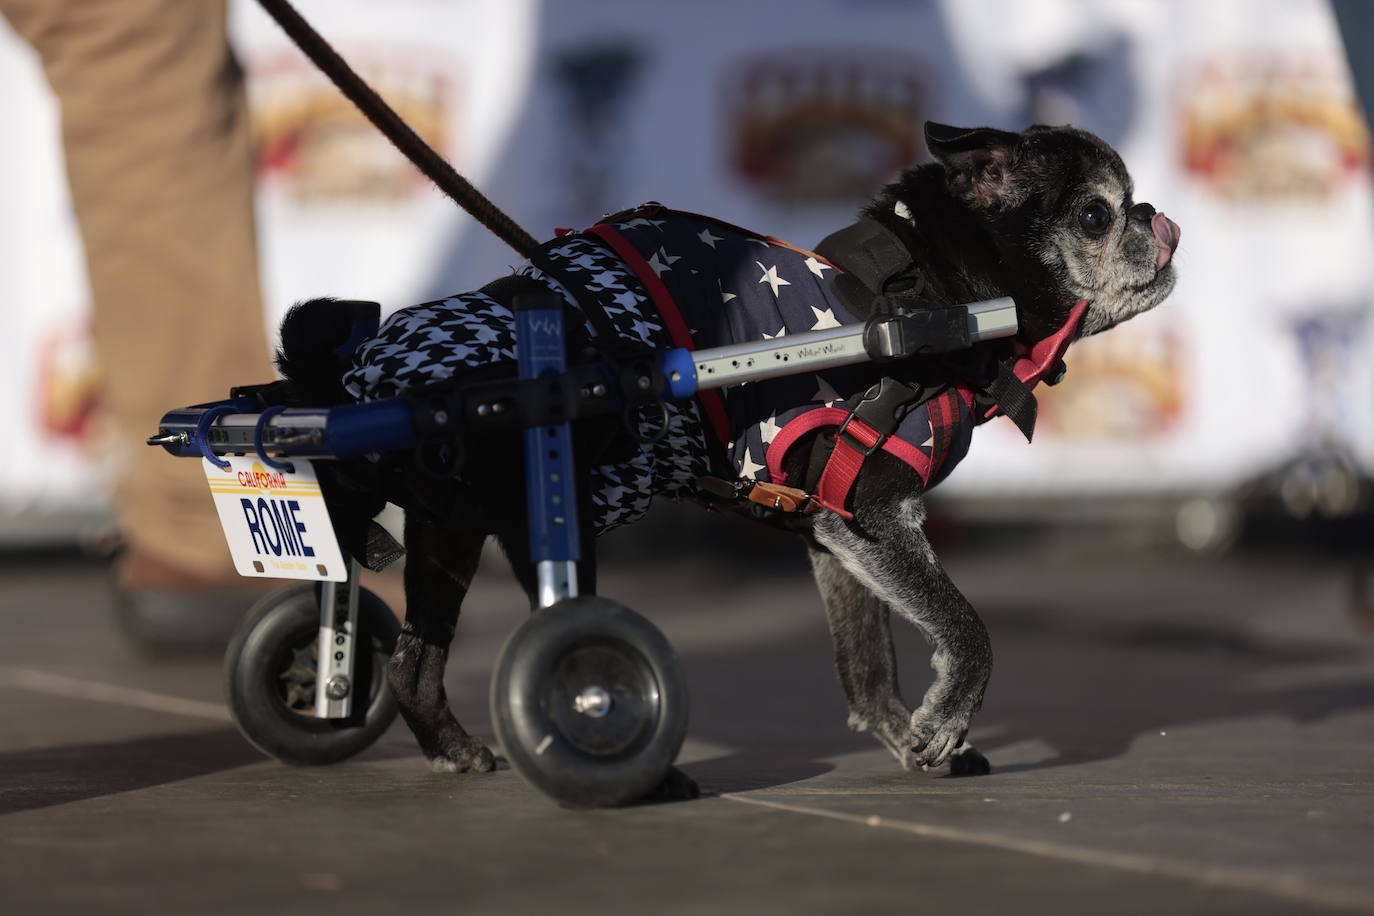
left=924, top=122, right=1180, bottom=339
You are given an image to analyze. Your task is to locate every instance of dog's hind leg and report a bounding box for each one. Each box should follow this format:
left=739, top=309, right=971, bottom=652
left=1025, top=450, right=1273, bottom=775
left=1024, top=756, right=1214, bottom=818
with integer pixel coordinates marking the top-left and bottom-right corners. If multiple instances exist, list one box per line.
left=811, top=493, right=992, bottom=774
left=388, top=514, right=495, bottom=773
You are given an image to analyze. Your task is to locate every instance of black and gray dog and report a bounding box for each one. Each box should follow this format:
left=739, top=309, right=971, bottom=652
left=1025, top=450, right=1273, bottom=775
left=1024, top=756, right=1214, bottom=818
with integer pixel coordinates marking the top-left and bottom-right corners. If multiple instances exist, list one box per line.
left=276, top=122, right=1180, bottom=793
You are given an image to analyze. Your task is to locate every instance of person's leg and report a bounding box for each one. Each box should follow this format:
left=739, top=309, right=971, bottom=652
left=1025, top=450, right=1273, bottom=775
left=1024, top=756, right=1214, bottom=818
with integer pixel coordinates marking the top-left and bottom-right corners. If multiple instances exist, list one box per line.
left=3, top=0, right=278, bottom=643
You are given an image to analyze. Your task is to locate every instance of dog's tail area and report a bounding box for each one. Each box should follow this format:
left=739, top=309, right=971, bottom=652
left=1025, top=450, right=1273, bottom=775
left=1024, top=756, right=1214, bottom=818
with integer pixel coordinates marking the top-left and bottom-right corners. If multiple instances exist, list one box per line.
left=274, top=298, right=402, bottom=570
left=275, top=298, right=380, bottom=406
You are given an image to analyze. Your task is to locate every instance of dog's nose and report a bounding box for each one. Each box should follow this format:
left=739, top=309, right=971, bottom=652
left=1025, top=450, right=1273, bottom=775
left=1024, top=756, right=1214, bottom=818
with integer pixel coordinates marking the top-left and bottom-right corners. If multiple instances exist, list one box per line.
left=1129, top=202, right=1157, bottom=222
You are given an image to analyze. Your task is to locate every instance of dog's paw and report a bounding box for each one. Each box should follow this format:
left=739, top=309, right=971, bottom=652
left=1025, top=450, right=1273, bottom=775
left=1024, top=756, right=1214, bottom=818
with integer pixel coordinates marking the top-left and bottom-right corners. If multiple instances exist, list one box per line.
left=903, top=708, right=971, bottom=769
left=640, top=767, right=701, bottom=803
left=426, top=737, right=496, bottom=774
left=947, top=744, right=992, bottom=777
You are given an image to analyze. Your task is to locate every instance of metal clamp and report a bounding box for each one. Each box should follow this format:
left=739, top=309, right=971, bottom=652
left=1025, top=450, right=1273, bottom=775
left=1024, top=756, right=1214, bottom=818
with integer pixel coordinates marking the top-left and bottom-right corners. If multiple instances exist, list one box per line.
left=195, top=405, right=237, bottom=470
left=253, top=406, right=296, bottom=473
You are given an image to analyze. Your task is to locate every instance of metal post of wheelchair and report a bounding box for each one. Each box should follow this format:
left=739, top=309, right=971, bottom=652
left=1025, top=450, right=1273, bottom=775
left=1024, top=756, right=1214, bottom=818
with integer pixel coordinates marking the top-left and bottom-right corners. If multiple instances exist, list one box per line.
left=515, top=293, right=582, bottom=609
left=315, top=557, right=362, bottom=718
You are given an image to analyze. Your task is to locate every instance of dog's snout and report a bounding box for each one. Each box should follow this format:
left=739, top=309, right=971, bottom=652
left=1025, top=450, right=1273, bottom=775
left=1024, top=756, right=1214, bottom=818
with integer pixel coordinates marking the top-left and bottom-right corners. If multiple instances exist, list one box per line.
left=1129, top=202, right=1157, bottom=222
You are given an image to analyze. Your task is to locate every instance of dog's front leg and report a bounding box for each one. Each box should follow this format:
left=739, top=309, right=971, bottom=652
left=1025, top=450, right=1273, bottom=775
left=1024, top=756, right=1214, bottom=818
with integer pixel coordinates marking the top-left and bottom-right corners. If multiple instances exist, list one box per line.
left=388, top=515, right=495, bottom=774
left=809, top=547, right=916, bottom=761
left=811, top=494, right=992, bottom=772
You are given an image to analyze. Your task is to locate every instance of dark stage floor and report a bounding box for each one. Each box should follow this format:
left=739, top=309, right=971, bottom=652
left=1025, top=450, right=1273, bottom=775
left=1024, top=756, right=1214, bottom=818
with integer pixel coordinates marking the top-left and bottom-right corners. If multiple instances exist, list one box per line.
left=2, top=515, right=1372, bottom=915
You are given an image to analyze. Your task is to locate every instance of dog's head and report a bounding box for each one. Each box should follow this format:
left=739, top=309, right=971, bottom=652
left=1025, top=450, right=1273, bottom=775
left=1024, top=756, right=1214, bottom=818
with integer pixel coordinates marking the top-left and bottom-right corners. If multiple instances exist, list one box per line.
left=921, top=122, right=1180, bottom=340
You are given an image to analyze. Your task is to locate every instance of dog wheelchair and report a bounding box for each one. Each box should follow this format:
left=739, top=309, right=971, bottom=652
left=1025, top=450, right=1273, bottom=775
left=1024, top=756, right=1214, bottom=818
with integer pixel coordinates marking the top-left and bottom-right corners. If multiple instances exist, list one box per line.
left=147, top=292, right=1017, bottom=806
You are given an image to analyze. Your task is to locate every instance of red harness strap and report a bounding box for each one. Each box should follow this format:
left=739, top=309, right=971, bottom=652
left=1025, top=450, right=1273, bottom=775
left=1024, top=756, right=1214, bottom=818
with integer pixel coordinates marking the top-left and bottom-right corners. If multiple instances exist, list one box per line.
left=813, top=417, right=884, bottom=519
left=810, top=302, right=1090, bottom=520
left=983, top=299, right=1090, bottom=421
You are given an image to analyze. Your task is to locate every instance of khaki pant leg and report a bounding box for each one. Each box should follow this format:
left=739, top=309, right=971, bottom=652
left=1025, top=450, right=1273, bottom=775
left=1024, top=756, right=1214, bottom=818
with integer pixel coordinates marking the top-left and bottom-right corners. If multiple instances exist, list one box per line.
left=1, top=0, right=276, bottom=582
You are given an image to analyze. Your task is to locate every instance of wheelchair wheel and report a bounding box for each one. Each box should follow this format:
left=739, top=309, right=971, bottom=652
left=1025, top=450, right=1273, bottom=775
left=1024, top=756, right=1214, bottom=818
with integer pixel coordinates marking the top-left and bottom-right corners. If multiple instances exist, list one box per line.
left=224, top=583, right=400, bottom=765
left=490, top=596, right=688, bottom=808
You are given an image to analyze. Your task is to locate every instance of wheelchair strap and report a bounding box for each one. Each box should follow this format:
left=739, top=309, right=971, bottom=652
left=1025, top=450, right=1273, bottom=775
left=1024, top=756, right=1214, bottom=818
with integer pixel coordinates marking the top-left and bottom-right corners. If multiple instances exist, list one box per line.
left=809, top=376, right=933, bottom=519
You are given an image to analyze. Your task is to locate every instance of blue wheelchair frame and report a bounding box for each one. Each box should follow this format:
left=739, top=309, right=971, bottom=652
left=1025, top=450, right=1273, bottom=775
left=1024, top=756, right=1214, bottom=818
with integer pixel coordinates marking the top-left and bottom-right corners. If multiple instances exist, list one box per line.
left=148, top=294, right=1017, bottom=722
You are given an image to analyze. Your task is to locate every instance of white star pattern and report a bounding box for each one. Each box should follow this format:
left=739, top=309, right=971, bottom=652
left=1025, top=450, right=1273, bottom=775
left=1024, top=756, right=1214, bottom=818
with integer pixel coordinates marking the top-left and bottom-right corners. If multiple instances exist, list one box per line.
left=759, top=412, right=782, bottom=444
left=353, top=223, right=985, bottom=539
left=804, top=256, right=833, bottom=278
left=894, top=200, right=914, bottom=222
left=809, top=305, right=842, bottom=330
left=739, top=449, right=766, bottom=480
left=647, top=248, right=680, bottom=277
left=812, top=375, right=844, bottom=404
left=757, top=262, right=791, bottom=297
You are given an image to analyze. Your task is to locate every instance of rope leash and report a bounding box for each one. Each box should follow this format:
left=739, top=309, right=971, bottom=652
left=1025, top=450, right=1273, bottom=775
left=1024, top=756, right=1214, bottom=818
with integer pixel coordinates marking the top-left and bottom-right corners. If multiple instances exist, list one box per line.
left=254, top=0, right=541, bottom=259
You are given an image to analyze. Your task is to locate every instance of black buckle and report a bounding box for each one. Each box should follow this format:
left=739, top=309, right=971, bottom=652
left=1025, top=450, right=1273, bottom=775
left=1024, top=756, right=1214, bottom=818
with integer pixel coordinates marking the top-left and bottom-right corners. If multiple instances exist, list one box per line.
left=834, top=377, right=923, bottom=457
left=835, top=414, right=887, bottom=457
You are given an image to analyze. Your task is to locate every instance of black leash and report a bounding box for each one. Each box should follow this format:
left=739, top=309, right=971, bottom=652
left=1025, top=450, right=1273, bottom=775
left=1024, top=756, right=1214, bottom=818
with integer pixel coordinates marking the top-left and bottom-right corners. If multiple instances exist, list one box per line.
left=254, top=0, right=541, bottom=259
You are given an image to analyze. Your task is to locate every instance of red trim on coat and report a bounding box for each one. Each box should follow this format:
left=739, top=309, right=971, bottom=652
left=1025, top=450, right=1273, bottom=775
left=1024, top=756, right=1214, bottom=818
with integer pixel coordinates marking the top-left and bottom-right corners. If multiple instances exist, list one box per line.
left=609, top=203, right=841, bottom=271
left=583, top=223, right=732, bottom=448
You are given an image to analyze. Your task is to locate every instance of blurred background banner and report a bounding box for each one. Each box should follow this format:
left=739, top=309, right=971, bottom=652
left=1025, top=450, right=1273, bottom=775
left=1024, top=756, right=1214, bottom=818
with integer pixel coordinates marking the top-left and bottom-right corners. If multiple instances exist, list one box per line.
left=0, top=17, right=102, bottom=542
left=1, top=0, right=1371, bottom=539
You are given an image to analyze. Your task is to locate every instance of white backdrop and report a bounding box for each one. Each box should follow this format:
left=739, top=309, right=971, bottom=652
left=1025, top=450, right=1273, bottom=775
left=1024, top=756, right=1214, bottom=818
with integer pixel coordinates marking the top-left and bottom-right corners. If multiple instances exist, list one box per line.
left=1, top=0, right=1370, bottom=529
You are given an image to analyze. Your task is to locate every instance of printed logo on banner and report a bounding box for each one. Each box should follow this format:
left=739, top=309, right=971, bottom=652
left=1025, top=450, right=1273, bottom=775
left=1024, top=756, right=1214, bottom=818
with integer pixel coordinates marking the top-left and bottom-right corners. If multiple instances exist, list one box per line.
left=35, top=319, right=98, bottom=442
left=248, top=49, right=456, bottom=203
left=724, top=49, right=927, bottom=204
left=1289, top=305, right=1371, bottom=441
left=550, top=41, right=647, bottom=221
left=1035, top=322, right=1186, bottom=442
left=1179, top=54, right=1370, bottom=201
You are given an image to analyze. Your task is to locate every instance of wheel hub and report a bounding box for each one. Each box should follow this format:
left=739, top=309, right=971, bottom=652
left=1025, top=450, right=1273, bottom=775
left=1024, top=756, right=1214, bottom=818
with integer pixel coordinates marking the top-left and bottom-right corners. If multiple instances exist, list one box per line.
left=547, top=642, right=658, bottom=757
left=572, top=685, right=613, bottom=718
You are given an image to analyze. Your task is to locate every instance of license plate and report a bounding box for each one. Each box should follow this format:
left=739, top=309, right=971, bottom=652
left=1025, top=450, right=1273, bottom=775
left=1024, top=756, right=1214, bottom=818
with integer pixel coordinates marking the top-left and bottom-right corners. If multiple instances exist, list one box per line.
left=202, top=456, right=347, bottom=582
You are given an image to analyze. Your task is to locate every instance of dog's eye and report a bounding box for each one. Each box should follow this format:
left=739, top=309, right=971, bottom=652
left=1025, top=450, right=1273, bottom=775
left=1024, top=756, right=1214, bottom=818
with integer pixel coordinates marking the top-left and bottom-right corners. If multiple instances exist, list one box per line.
left=1078, top=201, right=1112, bottom=235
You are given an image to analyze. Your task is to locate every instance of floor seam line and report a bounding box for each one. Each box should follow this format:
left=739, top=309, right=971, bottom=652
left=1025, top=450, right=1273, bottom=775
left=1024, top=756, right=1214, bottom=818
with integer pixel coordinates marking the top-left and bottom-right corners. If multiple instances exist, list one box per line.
left=719, top=792, right=1374, bottom=914
left=0, top=666, right=231, bottom=722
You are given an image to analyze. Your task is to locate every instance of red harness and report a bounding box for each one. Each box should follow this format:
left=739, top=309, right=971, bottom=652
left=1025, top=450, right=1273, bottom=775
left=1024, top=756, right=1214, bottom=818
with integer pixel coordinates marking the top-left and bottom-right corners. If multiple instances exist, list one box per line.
left=798, top=300, right=1090, bottom=518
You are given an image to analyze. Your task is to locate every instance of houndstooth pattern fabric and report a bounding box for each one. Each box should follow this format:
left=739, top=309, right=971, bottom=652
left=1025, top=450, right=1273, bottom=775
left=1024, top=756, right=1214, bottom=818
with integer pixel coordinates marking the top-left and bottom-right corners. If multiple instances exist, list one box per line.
left=342, top=235, right=711, bottom=534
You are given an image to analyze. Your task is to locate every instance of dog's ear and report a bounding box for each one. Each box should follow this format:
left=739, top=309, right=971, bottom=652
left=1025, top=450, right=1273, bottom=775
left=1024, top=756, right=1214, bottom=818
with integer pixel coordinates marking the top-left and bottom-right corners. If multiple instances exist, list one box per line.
left=924, top=122, right=1024, bottom=210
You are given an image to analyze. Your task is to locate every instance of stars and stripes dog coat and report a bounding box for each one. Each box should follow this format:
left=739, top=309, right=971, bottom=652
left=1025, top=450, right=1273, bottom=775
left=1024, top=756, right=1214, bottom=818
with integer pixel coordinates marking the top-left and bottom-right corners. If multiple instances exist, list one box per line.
left=342, top=205, right=1082, bottom=532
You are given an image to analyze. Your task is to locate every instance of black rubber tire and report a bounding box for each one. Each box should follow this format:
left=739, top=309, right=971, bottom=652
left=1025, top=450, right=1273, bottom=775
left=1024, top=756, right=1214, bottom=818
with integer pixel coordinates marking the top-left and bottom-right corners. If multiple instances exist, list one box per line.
left=224, top=583, right=400, bottom=765
left=491, top=596, right=688, bottom=808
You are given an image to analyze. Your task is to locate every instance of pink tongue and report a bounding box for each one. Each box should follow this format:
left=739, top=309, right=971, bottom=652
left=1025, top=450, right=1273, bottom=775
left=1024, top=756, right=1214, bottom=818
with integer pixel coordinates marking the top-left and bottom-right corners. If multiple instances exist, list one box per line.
left=1153, top=212, right=1181, bottom=270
